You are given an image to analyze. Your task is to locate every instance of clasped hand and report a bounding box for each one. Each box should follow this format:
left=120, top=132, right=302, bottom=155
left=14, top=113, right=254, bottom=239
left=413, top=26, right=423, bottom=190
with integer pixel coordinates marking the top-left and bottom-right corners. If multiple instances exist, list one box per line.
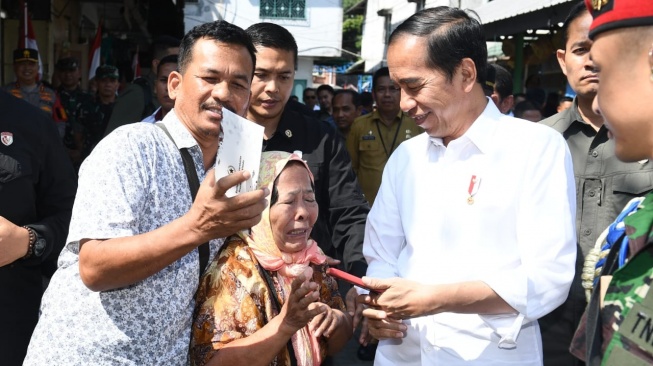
left=357, top=277, right=437, bottom=341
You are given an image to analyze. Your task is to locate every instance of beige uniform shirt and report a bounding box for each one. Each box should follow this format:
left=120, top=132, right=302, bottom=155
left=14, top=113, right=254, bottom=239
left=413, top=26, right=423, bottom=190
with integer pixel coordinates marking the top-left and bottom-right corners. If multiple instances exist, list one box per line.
left=346, top=110, right=421, bottom=205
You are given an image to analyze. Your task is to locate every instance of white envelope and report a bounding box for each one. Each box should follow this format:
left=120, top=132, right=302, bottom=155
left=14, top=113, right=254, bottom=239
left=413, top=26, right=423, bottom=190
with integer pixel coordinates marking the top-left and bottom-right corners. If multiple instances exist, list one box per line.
left=215, top=109, right=265, bottom=197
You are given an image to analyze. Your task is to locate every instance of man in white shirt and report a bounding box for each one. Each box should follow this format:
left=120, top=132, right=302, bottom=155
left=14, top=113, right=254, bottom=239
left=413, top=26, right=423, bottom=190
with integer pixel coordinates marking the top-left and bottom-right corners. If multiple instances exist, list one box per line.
left=359, top=7, right=577, bottom=365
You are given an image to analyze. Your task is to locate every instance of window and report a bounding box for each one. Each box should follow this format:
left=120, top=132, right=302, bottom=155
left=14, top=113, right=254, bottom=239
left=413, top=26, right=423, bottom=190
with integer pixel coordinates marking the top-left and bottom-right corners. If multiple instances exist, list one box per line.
left=260, top=0, right=306, bottom=19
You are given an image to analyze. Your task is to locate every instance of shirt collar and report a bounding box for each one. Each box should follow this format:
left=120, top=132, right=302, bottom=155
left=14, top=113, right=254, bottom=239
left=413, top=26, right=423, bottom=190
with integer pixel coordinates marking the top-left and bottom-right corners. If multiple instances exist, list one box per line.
left=428, top=98, right=499, bottom=154
left=160, top=108, right=199, bottom=150
left=371, top=109, right=403, bottom=123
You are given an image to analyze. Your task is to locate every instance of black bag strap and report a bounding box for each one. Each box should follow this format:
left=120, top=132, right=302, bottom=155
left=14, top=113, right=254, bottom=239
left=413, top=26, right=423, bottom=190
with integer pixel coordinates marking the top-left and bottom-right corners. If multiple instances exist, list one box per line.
left=156, top=123, right=210, bottom=280
left=258, top=265, right=298, bottom=366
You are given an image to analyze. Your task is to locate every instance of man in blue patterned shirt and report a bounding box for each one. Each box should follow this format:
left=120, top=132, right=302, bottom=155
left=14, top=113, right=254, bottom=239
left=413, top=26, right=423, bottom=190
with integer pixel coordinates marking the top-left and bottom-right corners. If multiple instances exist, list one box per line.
left=24, top=20, right=268, bottom=365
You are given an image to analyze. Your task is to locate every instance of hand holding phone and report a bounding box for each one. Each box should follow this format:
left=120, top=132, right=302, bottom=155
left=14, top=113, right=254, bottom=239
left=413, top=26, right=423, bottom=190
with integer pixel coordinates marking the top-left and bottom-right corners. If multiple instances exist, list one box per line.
left=326, top=268, right=385, bottom=294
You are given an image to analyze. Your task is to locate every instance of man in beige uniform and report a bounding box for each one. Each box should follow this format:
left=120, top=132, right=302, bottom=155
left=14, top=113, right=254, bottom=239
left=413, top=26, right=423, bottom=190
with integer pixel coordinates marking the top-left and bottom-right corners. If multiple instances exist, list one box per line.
left=347, top=67, right=421, bottom=206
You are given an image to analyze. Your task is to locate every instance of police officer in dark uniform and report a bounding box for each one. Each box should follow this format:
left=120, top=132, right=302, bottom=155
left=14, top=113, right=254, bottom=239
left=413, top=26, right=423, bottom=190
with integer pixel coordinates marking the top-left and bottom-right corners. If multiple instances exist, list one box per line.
left=55, top=57, right=94, bottom=168
left=0, top=89, right=77, bottom=365
left=3, top=48, right=57, bottom=118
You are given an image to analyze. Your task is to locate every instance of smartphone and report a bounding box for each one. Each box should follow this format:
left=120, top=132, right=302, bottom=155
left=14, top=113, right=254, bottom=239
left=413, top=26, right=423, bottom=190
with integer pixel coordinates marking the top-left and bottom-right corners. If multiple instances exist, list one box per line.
left=326, top=268, right=384, bottom=294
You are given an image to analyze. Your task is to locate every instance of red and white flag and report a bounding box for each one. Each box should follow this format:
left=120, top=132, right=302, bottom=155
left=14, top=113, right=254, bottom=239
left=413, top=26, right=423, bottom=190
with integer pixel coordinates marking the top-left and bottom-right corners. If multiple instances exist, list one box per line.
left=17, top=0, right=42, bottom=80
left=88, top=21, right=102, bottom=80
left=132, top=46, right=141, bottom=79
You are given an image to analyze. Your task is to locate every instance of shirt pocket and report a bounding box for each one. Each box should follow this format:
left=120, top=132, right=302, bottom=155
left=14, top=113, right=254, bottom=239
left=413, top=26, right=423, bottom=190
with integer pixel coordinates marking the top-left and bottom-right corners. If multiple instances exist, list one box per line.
left=358, top=139, right=380, bottom=152
left=0, top=152, right=32, bottom=184
left=613, top=173, right=653, bottom=196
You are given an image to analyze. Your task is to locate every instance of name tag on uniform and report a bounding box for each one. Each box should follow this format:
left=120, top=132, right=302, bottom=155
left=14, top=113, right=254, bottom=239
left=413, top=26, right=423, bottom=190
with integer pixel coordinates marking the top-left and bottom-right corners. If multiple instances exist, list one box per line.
left=362, top=135, right=375, bottom=140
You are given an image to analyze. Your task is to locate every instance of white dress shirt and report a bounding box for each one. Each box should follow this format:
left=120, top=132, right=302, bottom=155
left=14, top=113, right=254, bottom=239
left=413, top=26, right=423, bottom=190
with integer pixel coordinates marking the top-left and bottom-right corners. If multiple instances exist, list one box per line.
left=364, top=101, right=576, bottom=365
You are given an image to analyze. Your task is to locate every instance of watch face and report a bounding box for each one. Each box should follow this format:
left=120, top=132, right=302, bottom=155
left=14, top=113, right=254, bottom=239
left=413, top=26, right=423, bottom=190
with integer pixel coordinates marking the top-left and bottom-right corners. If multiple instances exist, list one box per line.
left=33, top=238, right=46, bottom=257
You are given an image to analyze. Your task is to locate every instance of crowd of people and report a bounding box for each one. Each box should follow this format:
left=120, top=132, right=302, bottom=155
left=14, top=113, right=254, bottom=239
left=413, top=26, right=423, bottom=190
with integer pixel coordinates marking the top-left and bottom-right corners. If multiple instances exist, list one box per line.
left=2, top=0, right=653, bottom=365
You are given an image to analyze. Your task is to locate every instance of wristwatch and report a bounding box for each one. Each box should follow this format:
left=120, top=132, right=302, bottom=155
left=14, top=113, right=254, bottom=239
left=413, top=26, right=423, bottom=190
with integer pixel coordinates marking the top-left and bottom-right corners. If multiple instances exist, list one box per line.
left=23, top=226, right=46, bottom=259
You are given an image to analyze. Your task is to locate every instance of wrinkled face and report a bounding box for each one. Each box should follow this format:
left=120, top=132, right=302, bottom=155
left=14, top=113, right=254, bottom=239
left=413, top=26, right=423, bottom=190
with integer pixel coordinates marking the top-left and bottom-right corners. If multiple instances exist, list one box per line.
left=156, top=62, right=177, bottom=112
left=248, top=47, right=295, bottom=125
left=269, top=163, right=318, bottom=253
left=373, top=75, right=401, bottom=116
left=60, top=68, right=81, bottom=89
left=332, top=93, right=360, bottom=131
left=169, top=38, right=253, bottom=141
left=591, top=28, right=653, bottom=161
left=557, top=12, right=598, bottom=98
left=303, top=90, right=317, bottom=109
left=388, top=34, right=467, bottom=140
left=318, top=89, right=333, bottom=111
left=97, top=77, right=119, bottom=101
left=14, top=60, right=38, bottom=86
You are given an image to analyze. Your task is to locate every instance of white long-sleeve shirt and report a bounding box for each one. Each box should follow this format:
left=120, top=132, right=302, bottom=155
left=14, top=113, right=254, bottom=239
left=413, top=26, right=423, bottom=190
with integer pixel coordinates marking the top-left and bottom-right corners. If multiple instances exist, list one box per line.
left=364, top=101, right=577, bottom=365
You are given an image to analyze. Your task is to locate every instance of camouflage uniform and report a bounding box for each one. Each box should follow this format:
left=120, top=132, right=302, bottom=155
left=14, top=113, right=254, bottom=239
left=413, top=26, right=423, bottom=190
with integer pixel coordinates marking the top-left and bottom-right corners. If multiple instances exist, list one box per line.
left=76, top=96, right=115, bottom=160
left=57, top=87, right=95, bottom=168
left=571, top=193, right=653, bottom=365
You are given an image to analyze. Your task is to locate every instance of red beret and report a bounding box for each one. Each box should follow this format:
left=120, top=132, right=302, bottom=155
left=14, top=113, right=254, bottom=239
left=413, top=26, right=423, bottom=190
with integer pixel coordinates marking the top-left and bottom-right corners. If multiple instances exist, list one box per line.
left=585, top=0, right=653, bottom=39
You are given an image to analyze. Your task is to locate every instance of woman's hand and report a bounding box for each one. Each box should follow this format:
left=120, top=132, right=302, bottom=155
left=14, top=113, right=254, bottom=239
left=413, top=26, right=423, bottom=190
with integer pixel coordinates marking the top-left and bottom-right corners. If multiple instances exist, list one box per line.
left=308, top=302, right=350, bottom=338
left=360, top=304, right=407, bottom=340
left=279, top=276, right=327, bottom=336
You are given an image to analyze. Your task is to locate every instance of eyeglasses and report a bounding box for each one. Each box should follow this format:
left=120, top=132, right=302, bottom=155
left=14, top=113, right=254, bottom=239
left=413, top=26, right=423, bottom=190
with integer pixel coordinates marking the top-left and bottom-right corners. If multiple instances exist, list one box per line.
left=304, top=96, right=317, bottom=99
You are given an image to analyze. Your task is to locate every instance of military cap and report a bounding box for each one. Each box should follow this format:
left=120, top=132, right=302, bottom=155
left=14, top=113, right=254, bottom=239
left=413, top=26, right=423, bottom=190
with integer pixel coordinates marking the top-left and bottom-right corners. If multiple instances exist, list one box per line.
left=95, top=65, right=119, bottom=79
left=585, top=0, right=653, bottom=39
left=13, top=48, right=38, bottom=63
left=56, top=57, right=80, bottom=70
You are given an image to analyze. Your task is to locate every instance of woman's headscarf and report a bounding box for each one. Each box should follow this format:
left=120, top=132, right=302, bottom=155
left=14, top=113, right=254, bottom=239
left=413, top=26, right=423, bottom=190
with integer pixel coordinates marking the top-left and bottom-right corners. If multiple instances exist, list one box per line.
left=238, top=151, right=326, bottom=366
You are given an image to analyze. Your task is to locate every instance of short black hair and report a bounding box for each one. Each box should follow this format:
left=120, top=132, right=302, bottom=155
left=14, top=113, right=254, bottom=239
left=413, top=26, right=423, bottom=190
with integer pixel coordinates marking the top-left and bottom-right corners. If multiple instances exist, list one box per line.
left=514, top=100, right=541, bottom=118
left=178, top=21, right=256, bottom=75
left=491, top=64, right=513, bottom=100
left=316, top=84, right=334, bottom=96
left=389, top=6, right=487, bottom=85
left=373, top=67, right=390, bottom=89
left=157, top=54, right=178, bottom=74
left=333, top=89, right=361, bottom=107
left=360, top=91, right=373, bottom=107
left=152, top=35, right=181, bottom=60
left=562, top=2, right=589, bottom=47
left=303, top=87, right=316, bottom=98
left=246, top=22, right=298, bottom=68
left=559, top=96, right=573, bottom=105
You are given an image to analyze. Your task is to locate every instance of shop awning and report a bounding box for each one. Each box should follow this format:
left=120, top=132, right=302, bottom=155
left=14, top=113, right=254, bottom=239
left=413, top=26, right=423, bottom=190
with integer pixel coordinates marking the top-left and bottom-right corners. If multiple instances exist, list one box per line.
left=475, top=0, right=576, bottom=39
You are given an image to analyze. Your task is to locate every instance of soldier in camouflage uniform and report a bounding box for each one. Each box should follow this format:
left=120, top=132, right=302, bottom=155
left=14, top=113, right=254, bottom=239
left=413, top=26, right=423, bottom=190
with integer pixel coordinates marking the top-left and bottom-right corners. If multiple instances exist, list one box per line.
left=570, top=1, right=653, bottom=365
left=76, top=65, right=119, bottom=162
left=55, top=57, right=94, bottom=169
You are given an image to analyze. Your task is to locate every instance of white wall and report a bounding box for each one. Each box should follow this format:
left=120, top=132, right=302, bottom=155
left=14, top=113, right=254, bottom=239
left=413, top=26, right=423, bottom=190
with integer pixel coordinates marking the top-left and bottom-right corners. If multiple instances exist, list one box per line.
left=360, top=0, right=492, bottom=72
left=184, top=0, right=343, bottom=86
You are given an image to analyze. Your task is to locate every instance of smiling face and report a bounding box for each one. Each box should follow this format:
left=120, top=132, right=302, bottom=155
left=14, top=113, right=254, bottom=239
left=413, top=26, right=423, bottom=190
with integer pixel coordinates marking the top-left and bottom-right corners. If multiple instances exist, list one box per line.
left=557, top=11, right=598, bottom=98
left=14, top=60, right=38, bottom=86
left=388, top=34, right=470, bottom=141
left=591, top=27, right=653, bottom=162
left=269, top=163, right=318, bottom=254
left=169, top=38, right=253, bottom=143
left=247, top=47, right=295, bottom=126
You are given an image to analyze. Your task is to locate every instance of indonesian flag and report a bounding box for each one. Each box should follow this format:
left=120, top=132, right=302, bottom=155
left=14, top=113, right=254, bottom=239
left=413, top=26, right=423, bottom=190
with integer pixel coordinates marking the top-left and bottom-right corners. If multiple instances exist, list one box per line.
left=17, top=0, right=42, bottom=80
left=88, top=21, right=102, bottom=80
left=132, top=46, right=141, bottom=79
